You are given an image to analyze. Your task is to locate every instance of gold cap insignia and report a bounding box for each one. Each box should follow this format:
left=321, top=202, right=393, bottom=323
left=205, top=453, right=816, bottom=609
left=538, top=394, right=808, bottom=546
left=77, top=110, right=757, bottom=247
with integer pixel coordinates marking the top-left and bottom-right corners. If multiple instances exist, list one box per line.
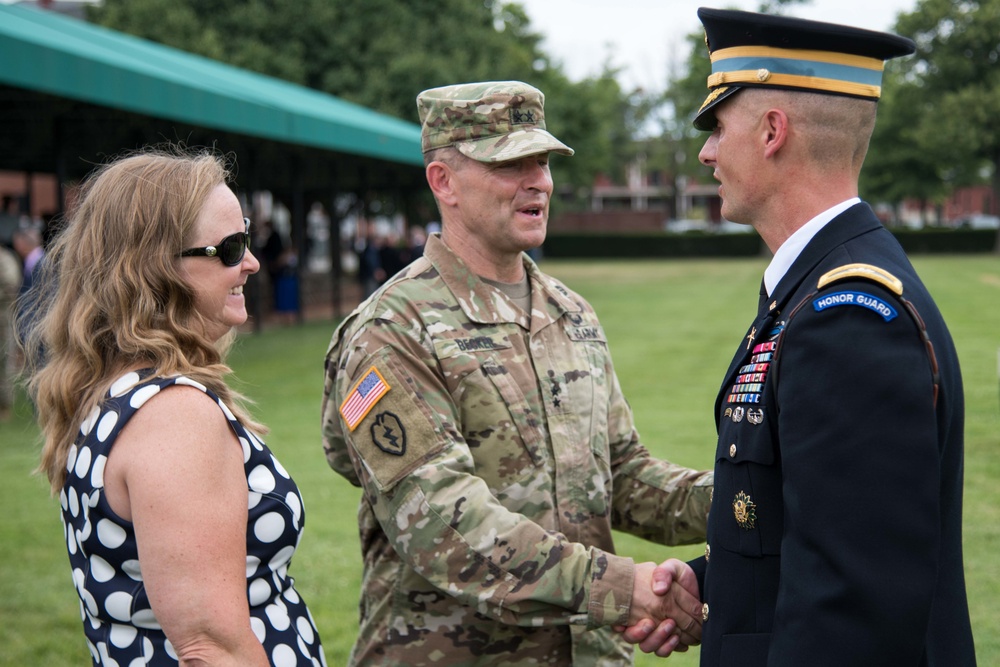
left=698, top=85, right=730, bottom=113
left=733, top=490, right=757, bottom=530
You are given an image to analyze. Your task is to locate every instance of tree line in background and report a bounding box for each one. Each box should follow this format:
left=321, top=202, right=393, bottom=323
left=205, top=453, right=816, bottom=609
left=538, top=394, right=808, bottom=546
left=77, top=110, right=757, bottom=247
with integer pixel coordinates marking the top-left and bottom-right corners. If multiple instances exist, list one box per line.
left=89, top=0, right=999, bottom=234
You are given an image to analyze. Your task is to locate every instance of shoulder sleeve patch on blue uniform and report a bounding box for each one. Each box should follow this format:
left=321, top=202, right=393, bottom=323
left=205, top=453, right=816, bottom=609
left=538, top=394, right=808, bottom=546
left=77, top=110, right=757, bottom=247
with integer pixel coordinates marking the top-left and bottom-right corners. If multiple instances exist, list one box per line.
left=813, top=290, right=898, bottom=322
left=817, top=263, right=903, bottom=295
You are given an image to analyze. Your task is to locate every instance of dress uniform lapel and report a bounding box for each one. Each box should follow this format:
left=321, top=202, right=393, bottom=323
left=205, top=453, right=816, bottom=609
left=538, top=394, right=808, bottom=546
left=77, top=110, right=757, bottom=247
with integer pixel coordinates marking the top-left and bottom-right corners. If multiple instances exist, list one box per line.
left=715, top=204, right=882, bottom=428
left=716, top=300, right=779, bottom=429
left=768, top=203, right=883, bottom=311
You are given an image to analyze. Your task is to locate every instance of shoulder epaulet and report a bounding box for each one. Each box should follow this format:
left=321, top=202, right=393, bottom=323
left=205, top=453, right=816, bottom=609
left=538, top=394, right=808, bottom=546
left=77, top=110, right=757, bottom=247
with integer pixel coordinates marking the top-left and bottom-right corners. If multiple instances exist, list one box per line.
left=817, top=263, right=903, bottom=296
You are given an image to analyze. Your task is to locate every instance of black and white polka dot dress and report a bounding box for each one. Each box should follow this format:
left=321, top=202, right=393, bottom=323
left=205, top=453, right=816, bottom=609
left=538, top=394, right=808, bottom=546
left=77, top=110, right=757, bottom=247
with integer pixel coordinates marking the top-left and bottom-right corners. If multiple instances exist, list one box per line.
left=60, top=370, right=326, bottom=666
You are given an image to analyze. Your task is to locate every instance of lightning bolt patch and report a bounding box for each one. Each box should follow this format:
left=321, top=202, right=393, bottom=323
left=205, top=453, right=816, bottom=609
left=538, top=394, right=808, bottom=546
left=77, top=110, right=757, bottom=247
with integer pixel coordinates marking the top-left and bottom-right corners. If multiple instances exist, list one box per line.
left=371, top=411, right=407, bottom=457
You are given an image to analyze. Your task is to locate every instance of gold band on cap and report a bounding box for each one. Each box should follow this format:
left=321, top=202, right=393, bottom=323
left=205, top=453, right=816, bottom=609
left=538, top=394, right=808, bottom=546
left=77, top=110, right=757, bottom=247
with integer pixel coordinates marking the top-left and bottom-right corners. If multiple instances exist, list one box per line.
left=707, top=71, right=882, bottom=99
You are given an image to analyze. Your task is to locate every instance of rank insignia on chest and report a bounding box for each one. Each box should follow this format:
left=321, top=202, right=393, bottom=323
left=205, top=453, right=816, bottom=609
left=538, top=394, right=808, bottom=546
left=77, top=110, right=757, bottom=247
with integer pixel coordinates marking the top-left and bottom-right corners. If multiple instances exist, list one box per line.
left=733, top=490, right=757, bottom=530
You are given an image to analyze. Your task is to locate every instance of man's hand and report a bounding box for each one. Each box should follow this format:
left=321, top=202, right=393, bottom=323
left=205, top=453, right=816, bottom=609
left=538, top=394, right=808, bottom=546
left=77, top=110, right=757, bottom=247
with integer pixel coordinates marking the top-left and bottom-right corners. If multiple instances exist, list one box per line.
left=619, top=559, right=702, bottom=657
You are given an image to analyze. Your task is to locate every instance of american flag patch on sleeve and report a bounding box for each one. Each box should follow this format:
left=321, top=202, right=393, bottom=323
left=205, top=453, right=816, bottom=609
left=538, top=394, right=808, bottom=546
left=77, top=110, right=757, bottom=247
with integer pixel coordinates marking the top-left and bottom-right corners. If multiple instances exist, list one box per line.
left=340, top=366, right=391, bottom=431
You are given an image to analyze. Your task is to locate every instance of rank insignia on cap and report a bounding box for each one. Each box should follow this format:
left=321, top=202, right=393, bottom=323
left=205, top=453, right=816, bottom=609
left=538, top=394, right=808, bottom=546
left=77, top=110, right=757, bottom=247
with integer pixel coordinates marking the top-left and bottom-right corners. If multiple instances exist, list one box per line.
left=511, top=108, right=536, bottom=124
left=416, top=80, right=574, bottom=162
left=340, top=366, right=390, bottom=432
left=733, top=490, right=757, bottom=530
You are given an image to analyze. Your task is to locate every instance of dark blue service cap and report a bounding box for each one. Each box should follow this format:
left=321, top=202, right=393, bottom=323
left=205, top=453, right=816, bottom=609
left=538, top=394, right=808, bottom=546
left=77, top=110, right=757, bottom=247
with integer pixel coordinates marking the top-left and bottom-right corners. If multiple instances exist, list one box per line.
left=694, top=7, right=916, bottom=131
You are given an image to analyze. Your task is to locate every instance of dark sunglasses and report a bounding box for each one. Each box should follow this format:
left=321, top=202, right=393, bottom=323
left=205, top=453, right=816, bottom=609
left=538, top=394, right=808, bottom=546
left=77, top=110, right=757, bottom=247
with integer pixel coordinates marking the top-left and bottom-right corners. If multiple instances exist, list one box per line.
left=179, top=218, right=251, bottom=266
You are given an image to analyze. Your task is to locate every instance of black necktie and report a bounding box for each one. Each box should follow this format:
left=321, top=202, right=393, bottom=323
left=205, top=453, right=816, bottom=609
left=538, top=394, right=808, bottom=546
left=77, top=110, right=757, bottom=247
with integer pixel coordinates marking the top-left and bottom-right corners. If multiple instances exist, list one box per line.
left=758, top=278, right=768, bottom=316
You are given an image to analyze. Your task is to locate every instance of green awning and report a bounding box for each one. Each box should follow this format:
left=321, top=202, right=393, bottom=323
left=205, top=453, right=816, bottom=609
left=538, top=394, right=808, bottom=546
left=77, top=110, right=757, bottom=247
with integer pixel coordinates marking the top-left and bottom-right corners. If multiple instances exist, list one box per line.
left=0, top=3, right=424, bottom=166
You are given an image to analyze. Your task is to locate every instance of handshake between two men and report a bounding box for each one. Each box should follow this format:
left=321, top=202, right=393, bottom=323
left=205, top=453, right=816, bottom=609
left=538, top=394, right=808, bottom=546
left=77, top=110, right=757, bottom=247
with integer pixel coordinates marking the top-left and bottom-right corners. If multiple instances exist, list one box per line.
left=620, top=559, right=702, bottom=658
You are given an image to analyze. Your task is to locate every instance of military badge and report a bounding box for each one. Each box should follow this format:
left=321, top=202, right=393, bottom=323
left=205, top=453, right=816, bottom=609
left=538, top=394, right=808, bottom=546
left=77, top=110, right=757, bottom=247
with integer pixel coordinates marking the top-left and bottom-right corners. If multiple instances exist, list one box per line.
left=733, top=490, right=757, bottom=530
left=748, top=408, right=764, bottom=425
left=728, top=339, right=777, bottom=405
left=732, top=406, right=745, bottom=423
left=371, top=411, right=406, bottom=456
left=768, top=320, right=786, bottom=340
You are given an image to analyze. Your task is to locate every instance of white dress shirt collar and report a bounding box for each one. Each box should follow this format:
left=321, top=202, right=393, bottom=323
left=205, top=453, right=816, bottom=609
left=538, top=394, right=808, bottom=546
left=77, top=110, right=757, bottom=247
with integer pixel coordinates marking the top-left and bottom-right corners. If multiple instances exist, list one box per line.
left=762, top=198, right=860, bottom=297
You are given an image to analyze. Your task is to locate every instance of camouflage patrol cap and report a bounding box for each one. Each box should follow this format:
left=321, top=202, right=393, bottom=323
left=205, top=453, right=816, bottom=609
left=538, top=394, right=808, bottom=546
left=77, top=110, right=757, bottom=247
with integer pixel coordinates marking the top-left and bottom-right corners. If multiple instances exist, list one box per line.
left=417, top=81, right=574, bottom=162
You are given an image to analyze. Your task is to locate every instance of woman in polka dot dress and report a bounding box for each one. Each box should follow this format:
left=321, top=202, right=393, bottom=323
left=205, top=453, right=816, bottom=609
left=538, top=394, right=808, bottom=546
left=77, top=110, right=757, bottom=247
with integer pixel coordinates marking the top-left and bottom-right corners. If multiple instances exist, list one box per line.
left=20, top=147, right=326, bottom=666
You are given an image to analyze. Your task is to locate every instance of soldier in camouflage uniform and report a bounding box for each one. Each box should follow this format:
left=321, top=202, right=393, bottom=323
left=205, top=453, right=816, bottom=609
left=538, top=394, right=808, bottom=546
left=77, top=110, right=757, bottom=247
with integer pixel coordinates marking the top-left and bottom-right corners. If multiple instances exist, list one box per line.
left=321, top=81, right=714, bottom=666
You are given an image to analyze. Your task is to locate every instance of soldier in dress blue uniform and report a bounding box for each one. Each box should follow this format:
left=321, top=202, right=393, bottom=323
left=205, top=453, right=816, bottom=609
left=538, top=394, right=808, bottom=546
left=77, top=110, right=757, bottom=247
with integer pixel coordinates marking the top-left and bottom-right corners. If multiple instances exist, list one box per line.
left=623, top=8, right=977, bottom=666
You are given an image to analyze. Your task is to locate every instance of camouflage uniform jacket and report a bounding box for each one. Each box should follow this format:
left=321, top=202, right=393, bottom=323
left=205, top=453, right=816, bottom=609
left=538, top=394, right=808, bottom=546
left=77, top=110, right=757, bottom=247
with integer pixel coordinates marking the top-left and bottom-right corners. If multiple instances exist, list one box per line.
left=322, top=234, right=713, bottom=666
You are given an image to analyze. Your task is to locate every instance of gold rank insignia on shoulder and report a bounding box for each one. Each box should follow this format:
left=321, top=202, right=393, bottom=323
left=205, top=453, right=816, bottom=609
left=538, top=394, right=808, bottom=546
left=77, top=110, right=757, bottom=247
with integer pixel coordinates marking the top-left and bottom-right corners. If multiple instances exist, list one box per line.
left=817, top=263, right=903, bottom=295
left=733, top=490, right=757, bottom=530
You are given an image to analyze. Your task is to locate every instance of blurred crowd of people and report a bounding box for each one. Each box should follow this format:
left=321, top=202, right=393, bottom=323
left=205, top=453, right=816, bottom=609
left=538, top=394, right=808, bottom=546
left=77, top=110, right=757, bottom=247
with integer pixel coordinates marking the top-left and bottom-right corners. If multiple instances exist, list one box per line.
left=1, top=214, right=47, bottom=421
left=354, top=224, right=429, bottom=298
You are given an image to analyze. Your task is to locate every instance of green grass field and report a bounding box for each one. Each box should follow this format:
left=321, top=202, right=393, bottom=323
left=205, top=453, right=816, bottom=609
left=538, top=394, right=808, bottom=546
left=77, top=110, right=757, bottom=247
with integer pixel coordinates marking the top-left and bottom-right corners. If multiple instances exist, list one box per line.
left=2, top=255, right=997, bottom=666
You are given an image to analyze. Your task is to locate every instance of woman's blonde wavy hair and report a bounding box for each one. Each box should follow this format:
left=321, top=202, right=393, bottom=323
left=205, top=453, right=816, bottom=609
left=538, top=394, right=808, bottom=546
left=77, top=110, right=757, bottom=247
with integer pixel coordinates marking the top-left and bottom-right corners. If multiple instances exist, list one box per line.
left=21, top=145, right=266, bottom=494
